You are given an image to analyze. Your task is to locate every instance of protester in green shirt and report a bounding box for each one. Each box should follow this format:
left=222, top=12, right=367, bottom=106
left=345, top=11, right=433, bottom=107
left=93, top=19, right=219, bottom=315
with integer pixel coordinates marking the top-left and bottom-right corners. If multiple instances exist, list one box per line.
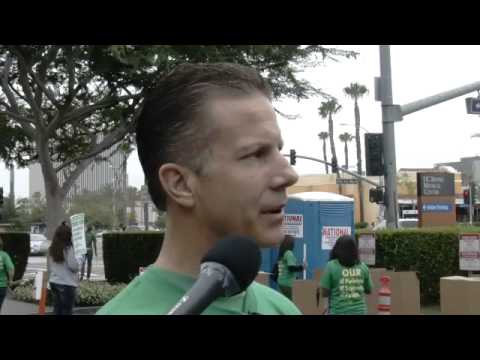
left=273, top=235, right=305, bottom=300
left=98, top=63, right=300, bottom=315
left=320, top=235, right=373, bottom=315
left=80, top=225, right=97, bottom=281
left=0, top=235, right=15, bottom=314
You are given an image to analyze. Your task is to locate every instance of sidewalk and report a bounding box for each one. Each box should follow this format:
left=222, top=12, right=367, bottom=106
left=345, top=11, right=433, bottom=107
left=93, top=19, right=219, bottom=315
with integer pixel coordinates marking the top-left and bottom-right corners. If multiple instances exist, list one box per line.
left=2, top=294, right=99, bottom=315
left=1, top=297, right=51, bottom=315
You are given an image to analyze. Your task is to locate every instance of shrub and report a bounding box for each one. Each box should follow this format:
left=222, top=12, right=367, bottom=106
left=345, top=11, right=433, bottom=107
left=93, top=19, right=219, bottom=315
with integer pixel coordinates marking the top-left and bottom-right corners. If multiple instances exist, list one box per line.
left=12, top=280, right=127, bottom=307
left=358, top=228, right=463, bottom=305
left=103, top=231, right=163, bottom=283
left=355, top=222, right=369, bottom=229
left=0, top=232, right=29, bottom=281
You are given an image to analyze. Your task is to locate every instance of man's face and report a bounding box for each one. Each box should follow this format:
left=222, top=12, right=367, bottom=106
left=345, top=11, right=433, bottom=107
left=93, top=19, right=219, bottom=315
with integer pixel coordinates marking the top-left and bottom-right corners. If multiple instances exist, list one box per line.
left=192, top=92, right=298, bottom=248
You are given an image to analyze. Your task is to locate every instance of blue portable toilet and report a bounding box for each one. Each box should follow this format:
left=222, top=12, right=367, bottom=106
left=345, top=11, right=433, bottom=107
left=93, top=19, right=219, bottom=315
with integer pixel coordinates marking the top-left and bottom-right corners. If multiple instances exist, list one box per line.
left=260, top=191, right=355, bottom=282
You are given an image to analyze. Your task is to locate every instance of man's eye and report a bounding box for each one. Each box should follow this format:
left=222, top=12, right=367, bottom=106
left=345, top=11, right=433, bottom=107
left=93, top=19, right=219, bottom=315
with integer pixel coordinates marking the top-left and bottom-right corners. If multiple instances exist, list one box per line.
left=243, top=149, right=265, bottom=159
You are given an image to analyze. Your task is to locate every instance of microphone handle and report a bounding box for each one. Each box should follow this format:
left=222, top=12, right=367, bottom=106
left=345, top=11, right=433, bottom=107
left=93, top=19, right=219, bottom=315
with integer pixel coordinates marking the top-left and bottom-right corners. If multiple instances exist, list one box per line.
left=168, top=273, right=225, bottom=315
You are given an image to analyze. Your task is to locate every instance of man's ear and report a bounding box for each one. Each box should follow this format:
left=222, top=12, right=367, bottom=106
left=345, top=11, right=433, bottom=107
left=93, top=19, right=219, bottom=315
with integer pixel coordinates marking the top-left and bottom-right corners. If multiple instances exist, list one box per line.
left=158, top=164, right=195, bottom=208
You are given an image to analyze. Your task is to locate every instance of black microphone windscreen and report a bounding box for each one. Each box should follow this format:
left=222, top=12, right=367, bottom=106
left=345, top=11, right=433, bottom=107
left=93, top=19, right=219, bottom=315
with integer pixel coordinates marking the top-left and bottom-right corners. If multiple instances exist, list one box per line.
left=202, top=235, right=261, bottom=291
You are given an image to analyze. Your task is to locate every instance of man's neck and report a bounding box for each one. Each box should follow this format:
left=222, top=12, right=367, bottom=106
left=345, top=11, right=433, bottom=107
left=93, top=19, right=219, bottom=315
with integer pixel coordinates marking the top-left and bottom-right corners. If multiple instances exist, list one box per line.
left=153, top=212, right=214, bottom=277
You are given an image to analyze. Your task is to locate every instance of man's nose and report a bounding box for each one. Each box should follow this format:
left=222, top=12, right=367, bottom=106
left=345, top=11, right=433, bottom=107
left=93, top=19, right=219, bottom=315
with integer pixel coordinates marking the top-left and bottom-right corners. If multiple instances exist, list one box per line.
left=271, top=156, right=299, bottom=190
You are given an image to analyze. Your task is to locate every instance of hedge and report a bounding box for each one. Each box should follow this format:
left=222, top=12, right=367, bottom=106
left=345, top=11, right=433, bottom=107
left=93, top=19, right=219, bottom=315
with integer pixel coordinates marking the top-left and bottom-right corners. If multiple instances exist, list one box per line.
left=103, top=232, right=164, bottom=283
left=0, top=232, right=29, bottom=281
left=358, top=228, right=464, bottom=305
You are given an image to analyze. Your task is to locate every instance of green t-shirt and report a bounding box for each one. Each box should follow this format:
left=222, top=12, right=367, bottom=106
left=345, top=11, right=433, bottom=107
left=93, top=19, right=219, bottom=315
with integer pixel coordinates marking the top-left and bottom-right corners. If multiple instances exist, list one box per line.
left=277, top=250, right=299, bottom=288
left=97, top=266, right=302, bottom=315
left=320, top=259, right=373, bottom=315
left=0, top=251, right=14, bottom=288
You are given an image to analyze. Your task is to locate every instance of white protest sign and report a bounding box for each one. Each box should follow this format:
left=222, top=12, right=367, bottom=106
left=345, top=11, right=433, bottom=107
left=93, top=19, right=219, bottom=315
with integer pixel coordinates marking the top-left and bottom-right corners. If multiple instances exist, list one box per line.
left=34, top=271, right=44, bottom=300
left=358, top=233, right=376, bottom=265
left=281, top=214, right=303, bottom=238
left=459, top=234, right=480, bottom=271
left=70, top=213, right=87, bottom=260
left=321, top=226, right=351, bottom=250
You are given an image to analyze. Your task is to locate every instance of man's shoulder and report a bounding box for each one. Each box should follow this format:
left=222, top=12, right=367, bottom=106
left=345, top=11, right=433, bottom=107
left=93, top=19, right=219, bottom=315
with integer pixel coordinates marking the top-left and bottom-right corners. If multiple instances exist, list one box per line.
left=250, top=282, right=302, bottom=315
left=97, top=275, right=173, bottom=315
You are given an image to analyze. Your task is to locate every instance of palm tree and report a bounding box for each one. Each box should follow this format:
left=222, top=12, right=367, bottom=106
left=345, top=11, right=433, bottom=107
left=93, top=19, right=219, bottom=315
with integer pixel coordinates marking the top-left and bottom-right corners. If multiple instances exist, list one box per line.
left=318, top=132, right=330, bottom=174
left=318, top=99, right=342, bottom=175
left=339, top=132, right=354, bottom=169
left=344, top=83, right=368, bottom=223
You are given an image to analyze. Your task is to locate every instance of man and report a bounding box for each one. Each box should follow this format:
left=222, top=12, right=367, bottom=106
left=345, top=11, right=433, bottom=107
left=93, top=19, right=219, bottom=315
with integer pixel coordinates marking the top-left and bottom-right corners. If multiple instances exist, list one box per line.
left=0, top=235, right=15, bottom=313
left=98, top=63, right=300, bottom=315
left=80, top=225, right=97, bottom=281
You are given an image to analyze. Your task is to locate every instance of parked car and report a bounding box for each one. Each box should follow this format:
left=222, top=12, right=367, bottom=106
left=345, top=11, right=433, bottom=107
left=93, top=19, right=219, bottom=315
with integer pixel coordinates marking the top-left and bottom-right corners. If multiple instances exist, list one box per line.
left=373, top=218, right=418, bottom=230
left=30, top=233, right=51, bottom=255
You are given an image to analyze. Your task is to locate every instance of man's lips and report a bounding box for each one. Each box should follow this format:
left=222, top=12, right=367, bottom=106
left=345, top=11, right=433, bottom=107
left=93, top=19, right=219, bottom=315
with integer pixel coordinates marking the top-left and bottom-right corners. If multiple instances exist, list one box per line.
left=260, top=204, right=286, bottom=215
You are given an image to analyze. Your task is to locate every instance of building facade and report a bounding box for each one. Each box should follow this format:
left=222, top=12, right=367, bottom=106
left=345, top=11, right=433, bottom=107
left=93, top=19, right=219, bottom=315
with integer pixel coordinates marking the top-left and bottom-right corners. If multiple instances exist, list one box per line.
left=29, top=146, right=128, bottom=207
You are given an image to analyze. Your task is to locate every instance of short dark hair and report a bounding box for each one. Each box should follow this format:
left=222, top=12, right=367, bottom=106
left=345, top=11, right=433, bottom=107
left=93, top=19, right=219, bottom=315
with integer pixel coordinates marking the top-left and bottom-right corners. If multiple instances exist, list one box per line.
left=329, top=235, right=359, bottom=267
left=0, top=235, right=3, bottom=250
left=136, top=62, right=272, bottom=211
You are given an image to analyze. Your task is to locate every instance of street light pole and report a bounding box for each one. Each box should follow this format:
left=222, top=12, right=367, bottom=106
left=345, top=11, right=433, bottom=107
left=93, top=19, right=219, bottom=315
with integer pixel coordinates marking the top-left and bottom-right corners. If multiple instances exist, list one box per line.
left=378, top=45, right=399, bottom=228
left=376, top=46, right=480, bottom=229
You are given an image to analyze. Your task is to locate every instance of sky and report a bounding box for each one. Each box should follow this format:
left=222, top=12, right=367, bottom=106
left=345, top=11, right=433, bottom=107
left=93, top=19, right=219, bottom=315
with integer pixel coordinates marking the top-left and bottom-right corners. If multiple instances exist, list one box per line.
left=2, top=45, right=480, bottom=199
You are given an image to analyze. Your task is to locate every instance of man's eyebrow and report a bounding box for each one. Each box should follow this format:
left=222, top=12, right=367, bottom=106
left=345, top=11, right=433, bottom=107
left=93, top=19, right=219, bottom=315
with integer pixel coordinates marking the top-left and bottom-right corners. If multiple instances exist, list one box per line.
left=237, top=140, right=284, bottom=153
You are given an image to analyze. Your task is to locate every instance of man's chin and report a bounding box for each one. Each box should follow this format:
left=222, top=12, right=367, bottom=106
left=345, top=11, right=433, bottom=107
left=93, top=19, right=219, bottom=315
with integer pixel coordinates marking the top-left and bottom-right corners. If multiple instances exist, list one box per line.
left=255, top=232, right=285, bottom=249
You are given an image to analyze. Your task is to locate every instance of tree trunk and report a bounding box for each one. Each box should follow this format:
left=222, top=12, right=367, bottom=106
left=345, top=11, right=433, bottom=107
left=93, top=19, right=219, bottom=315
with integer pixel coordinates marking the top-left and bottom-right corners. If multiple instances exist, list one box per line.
left=328, top=113, right=338, bottom=173
left=322, top=140, right=328, bottom=174
left=344, top=141, right=349, bottom=169
left=9, top=164, right=14, bottom=206
left=44, top=186, right=67, bottom=241
left=37, top=137, right=67, bottom=241
left=354, top=100, right=365, bottom=223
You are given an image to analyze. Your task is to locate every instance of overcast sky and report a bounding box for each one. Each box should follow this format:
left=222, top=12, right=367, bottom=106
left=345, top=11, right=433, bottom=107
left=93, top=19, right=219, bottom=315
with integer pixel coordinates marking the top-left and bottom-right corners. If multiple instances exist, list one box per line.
left=3, top=45, right=480, bottom=199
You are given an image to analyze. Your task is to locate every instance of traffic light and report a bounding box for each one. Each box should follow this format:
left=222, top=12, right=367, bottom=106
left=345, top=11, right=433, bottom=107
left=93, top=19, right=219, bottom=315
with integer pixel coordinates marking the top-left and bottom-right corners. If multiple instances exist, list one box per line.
left=464, top=189, right=470, bottom=205
left=331, top=157, right=338, bottom=173
left=369, top=187, right=384, bottom=204
left=472, top=183, right=479, bottom=205
left=365, top=133, right=384, bottom=176
left=466, top=97, right=480, bottom=115
left=289, top=149, right=296, bottom=166
left=0, top=187, right=3, bottom=207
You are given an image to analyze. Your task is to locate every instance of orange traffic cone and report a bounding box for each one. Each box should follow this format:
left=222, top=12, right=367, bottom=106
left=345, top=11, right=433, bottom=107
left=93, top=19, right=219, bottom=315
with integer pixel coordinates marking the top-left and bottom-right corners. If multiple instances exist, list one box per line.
left=38, top=271, right=48, bottom=315
left=377, top=275, right=391, bottom=315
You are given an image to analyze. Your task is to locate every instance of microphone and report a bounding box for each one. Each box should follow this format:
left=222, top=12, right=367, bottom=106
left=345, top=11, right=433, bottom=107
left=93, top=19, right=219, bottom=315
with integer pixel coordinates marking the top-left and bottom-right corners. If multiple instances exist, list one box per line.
left=167, top=235, right=261, bottom=315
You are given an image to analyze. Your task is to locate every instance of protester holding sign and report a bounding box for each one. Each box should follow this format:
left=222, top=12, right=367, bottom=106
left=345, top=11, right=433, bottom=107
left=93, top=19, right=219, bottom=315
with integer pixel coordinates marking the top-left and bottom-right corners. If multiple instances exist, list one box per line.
left=48, top=222, right=80, bottom=315
left=275, top=235, right=305, bottom=300
left=320, top=235, right=373, bottom=315
left=80, top=225, right=97, bottom=281
left=0, top=235, right=14, bottom=314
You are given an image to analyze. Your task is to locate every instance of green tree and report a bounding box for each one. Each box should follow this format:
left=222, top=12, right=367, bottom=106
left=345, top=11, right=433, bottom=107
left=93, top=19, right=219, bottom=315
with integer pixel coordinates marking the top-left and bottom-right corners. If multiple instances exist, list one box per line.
left=127, top=208, right=137, bottom=226
left=318, top=131, right=329, bottom=174
left=398, top=173, right=416, bottom=196
left=155, top=209, right=166, bottom=230
left=339, top=132, right=354, bottom=169
left=68, top=187, right=115, bottom=228
left=343, top=83, right=369, bottom=223
left=318, top=99, right=342, bottom=175
left=0, top=45, right=356, bottom=239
